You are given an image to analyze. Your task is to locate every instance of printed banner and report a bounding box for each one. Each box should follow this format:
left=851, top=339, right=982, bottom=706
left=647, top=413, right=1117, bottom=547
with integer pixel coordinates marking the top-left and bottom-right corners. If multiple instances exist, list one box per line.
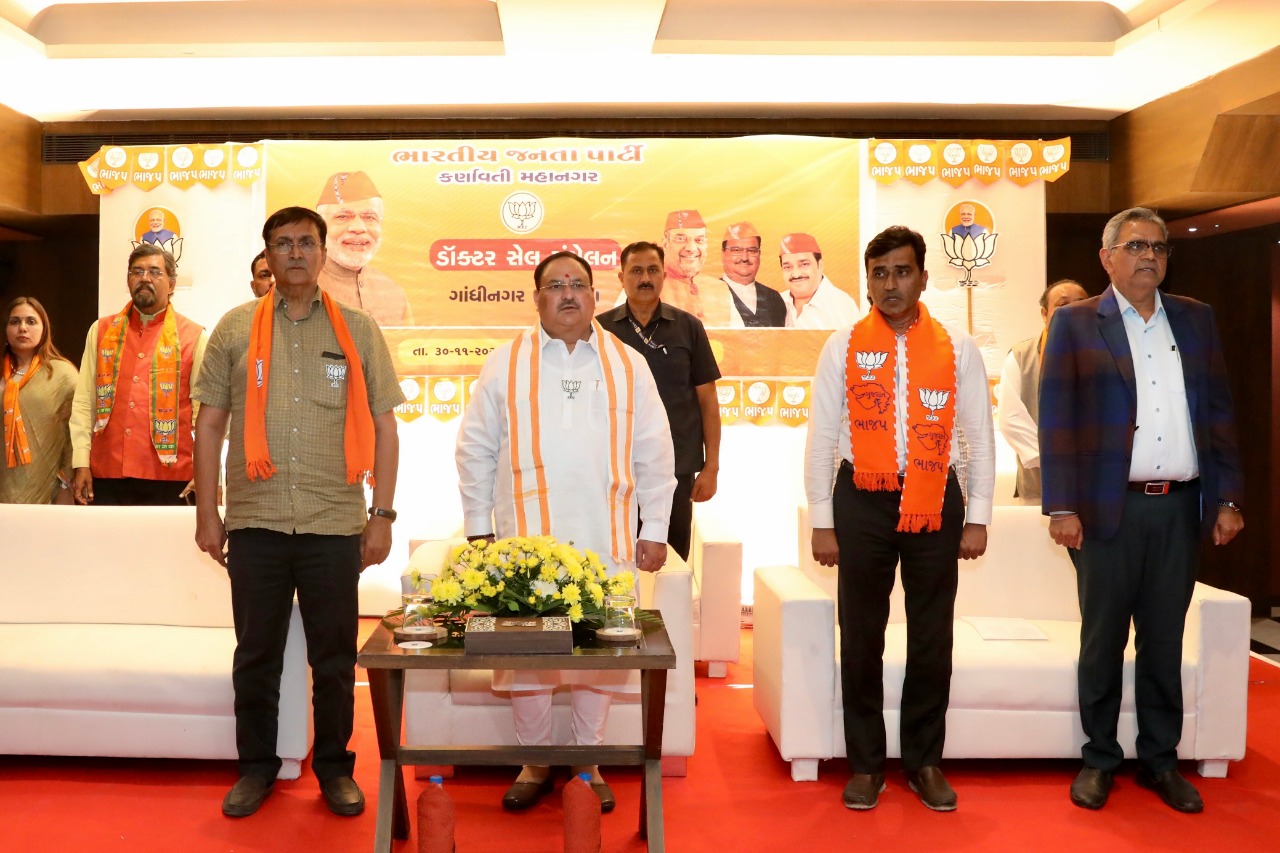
left=870, top=138, right=1069, bottom=186
left=716, top=380, right=742, bottom=425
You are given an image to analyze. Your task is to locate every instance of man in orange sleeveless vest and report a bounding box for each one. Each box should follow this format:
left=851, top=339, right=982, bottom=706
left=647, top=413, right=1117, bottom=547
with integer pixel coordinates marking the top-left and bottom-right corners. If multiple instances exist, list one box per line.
left=69, top=243, right=207, bottom=505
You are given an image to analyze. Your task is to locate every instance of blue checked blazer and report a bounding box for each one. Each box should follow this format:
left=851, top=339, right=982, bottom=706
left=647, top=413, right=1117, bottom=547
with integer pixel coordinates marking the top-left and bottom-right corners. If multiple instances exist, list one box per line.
left=1038, top=285, right=1243, bottom=541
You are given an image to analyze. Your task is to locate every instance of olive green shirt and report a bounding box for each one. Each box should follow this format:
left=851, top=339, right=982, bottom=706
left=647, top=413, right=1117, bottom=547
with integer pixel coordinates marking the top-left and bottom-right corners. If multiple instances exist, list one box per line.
left=193, top=289, right=405, bottom=535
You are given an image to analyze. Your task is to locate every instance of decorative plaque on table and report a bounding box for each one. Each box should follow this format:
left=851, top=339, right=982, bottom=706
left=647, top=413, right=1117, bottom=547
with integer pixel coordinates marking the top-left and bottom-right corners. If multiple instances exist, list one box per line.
left=463, top=615, right=574, bottom=655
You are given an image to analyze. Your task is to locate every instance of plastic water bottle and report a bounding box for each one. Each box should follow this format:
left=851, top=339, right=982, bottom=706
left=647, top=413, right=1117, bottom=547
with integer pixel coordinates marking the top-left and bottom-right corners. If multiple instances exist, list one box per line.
left=563, top=772, right=601, bottom=853
left=417, top=774, right=455, bottom=853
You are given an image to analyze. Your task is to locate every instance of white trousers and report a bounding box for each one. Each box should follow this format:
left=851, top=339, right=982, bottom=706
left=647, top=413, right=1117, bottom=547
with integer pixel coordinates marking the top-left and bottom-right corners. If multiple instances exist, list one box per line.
left=510, top=686, right=613, bottom=747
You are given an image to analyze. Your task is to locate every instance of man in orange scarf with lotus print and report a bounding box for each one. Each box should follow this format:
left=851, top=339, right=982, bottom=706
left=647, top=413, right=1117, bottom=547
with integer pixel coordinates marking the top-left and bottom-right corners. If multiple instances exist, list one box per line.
left=806, top=226, right=994, bottom=814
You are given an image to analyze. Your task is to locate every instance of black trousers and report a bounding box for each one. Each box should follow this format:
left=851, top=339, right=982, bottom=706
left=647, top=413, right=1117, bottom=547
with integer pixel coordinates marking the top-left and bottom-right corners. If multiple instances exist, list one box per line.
left=1071, top=486, right=1200, bottom=773
left=92, top=477, right=186, bottom=506
left=833, top=470, right=964, bottom=773
left=227, top=528, right=361, bottom=781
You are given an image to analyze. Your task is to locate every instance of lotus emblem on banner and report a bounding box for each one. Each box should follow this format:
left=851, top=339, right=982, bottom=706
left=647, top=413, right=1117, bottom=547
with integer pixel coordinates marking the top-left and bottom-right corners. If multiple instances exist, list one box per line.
left=919, top=388, right=950, bottom=421
left=939, top=232, right=997, bottom=286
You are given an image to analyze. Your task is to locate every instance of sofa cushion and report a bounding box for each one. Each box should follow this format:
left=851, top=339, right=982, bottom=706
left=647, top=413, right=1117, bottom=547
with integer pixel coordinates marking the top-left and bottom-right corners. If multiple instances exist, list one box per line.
left=0, top=624, right=235, bottom=715
left=836, top=620, right=1196, bottom=713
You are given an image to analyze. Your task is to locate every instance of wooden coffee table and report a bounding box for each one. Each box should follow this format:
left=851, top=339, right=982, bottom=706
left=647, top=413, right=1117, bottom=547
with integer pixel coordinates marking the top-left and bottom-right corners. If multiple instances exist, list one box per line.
left=358, top=611, right=676, bottom=852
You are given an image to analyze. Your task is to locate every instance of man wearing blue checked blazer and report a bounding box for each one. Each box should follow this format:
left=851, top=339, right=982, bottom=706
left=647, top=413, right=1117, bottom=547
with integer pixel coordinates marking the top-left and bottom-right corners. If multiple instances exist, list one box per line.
left=1039, top=207, right=1244, bottom=815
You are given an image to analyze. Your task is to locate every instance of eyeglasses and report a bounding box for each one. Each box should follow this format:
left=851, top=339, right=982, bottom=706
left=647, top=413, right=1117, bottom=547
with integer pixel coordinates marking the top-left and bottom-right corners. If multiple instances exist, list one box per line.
left=725, top=247, right=761, bottom=257
left=128, top=266, right=168, bottom=280
left=1110, top=240, right=1172, bottom=259
left=540, top=281, right=591, bottom=293
left=268, top=238, right=321, bottom=255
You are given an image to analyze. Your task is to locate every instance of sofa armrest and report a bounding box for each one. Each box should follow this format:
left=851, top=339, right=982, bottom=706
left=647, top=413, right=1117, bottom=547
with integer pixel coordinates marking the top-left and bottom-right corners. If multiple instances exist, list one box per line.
left=643, top=549, right=697, bottom=757
left=1186, top=581, right=1250, bottom=761
left=689, top=516, right=744, bottom=669
left=752, top=565, right=836, bottom=764
left=276, top=601, right=315, bottom=777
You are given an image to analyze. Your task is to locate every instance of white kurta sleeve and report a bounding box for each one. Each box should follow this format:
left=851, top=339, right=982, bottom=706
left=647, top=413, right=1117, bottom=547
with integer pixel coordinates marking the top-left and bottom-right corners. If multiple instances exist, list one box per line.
left=995, top=349, right=1040, bottom=469
left=455, top=350, right=505, bottom=538
left=804, top=328, right=850, bottom=529
left=629, top=353, right=676, bottom=544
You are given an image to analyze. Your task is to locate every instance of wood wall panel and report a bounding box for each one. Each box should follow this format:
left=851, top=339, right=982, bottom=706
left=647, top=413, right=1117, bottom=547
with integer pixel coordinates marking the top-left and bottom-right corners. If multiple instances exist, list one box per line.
left=0, top=103, right=40, bottom=216
left=42, top=164, right=98, bottom=216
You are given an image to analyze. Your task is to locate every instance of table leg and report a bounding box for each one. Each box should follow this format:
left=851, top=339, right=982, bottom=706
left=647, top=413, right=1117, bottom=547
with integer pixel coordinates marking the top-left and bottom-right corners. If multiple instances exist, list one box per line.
left=638, top=668, right=668, bottom=851
left=367, top=668, right=409, bottom=851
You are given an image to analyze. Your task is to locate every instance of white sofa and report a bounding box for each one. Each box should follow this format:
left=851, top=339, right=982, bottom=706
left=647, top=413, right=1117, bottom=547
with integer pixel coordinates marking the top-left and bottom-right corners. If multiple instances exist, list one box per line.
left=401, top=539, right=697, bottom=776
left=364, top=517, right=744, bottom=680
left=753, top=503, right=1250, bottom=781
left=0, top=504, right=313, bottom=779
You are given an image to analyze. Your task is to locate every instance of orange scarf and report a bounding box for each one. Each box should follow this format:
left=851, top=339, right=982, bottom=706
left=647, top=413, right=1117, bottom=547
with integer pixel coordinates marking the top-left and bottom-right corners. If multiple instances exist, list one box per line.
left=94, top=303, right=181, bottom=465
left=3, top=353, right=40, bottom=467
left=244, top=289, right=375, bottom=485
left=845, top=302, right=957, bottom=532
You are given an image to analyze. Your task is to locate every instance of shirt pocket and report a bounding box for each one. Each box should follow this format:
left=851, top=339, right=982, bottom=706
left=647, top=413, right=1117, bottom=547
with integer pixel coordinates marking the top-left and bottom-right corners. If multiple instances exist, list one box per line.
left=313, top=354, right=350, bottom=409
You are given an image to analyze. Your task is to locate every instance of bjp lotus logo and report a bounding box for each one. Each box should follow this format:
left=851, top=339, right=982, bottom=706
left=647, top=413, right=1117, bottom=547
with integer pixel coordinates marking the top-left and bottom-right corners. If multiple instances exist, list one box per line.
left=919, top=388, right=950, bottom=421
left=939, top=231, right=997, bottom=286
left=855, top=350, right=888, bottom=380
left=501, top=191, right=544, bottom=234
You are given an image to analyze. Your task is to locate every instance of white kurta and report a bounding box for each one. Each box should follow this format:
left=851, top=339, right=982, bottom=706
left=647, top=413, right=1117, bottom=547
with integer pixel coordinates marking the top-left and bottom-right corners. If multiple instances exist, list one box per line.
left=457, top=324, right=676, bottom=691
left=783, top=277, right=863, bottom=330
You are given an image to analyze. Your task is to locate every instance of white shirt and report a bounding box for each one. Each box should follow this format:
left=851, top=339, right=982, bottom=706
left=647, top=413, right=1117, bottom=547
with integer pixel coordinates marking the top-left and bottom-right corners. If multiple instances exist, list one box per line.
left=783, top=277, right=862, bottom=330
left=1112, top=287, right=1197, bottom=482
left=805, top=319, right=995, bottom=528
left=457, top=325, right=676, bottom=572
left=996, top=343, right=1040, bottom=469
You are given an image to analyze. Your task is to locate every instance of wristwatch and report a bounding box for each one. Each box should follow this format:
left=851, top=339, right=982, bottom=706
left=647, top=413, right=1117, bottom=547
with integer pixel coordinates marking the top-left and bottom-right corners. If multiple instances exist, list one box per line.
left=368, top=507, right=397, bottom=522
left=1218, top=500, right=1242, bottom=512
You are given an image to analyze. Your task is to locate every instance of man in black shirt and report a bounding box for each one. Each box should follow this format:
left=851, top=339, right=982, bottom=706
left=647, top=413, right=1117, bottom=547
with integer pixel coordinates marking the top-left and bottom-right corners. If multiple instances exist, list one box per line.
left=598, top=241, right=722, bottom=560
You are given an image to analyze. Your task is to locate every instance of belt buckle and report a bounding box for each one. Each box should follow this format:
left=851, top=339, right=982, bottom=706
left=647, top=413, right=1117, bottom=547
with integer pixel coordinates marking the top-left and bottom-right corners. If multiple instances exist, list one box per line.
left=1144, top=481, right=1170, bottom=495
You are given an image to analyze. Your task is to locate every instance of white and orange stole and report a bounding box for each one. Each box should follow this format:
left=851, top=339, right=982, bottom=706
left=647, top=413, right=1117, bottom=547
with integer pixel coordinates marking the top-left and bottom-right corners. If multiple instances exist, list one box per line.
left=504, top=321, right=638, bottom=563
left=845, top=303, right=957, bottom=532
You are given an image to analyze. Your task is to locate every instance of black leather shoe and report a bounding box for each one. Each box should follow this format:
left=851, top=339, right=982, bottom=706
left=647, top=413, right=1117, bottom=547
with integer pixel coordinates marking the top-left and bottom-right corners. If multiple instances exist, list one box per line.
left=222, top=775, right=274, bottom=818
left=842, top=773, right=886, bottom=810
left=907, top=766, right=957, bottom=811
left=1069, top=766, right=1115, bottom=810
left=320, top=776, right=366, bottom=816
left=590, top=780, right=616, bottom=814
left=502, top=775, right=554, bottom=811
left=1136, top=767, right=1203, bottom=813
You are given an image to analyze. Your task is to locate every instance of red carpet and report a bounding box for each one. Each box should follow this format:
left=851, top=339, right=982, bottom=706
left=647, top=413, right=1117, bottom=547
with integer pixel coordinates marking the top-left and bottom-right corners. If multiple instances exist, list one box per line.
left=3, top=627, right=1280, bottom=852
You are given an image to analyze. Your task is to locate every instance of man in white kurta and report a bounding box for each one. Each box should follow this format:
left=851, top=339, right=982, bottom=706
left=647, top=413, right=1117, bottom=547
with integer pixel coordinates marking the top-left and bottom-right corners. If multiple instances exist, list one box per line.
left=456, top=250, right=675, bottom=814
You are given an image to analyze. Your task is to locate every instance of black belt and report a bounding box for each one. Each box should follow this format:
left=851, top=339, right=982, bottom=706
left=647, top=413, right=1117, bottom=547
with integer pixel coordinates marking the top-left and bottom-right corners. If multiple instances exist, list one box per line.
left=1127, top=478, right=1198, bottom=495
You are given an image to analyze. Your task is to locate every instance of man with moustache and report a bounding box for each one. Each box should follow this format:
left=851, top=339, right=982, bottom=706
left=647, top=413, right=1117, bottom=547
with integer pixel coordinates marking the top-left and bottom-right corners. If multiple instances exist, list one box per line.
left=807, top=226, right=993, bottom=812
left=1040, top=208, right=1243, bottom=814
left=779, top=232, right=861, bottom=330
left=316, top=170, right=414, bottom=326
left=193, top=206, right=404, bottom=819
left=249, top=250, right=275, bottom=298
left=719, top=221, right=787, bottom=328
left=996, top=278, right=1089, bottom=500
left=69, top=243, right=207, bottom=505
left=599, top=240, right=721, bottom=560
left=658, top=209, right=730, bottom=327
left=140, top=208, right=177, bottom=245
left=459, top=250, right=675, bottom=813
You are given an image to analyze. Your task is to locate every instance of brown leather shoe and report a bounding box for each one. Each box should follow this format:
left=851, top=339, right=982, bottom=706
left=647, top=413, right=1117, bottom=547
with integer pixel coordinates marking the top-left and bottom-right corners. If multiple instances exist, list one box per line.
left=502, top=775, right=554, bottom=811
left=907, top=766, right=957, bottom=811
left=842, top=773, right=886, bottom=810
left=320, top=776, right=366, bottom=816
left=1069, top=766, right=1115, bottom=810
left=590, top=780, right=616, bottom=814
left=1136, top=767, right=1203, bottom=813
left=222, top=775, right=274, bottom=818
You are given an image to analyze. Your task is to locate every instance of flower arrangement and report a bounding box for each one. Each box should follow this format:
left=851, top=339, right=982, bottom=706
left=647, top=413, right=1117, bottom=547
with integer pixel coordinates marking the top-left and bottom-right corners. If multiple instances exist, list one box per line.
left=405, top=535, right=637, bottom=636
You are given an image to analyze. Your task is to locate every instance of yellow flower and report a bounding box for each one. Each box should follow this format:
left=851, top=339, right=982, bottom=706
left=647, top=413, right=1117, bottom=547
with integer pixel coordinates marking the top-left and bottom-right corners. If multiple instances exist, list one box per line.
left=539, top=564, right=558, bottom=582
left=433, top=578, right=464, bottom=606
left=587, top=582, right=604, bottom=607
left=567, top=603, right=584, bottom=622
left=527, top=595, right=537, bottom=604
left=496, top=580, right=505, bottom=592
left=448, top=543, right=467, bottom=564
left=480, top=583, right=496, bottom=596
left=460, top=568, right=486, bottom=590
left=561, top=584, right=582, bottom=605
left=505, top=570, right=515, bottom=578
left=609, top=570, right=636, bottom=595
left=464, top=595, right=478, bottom=607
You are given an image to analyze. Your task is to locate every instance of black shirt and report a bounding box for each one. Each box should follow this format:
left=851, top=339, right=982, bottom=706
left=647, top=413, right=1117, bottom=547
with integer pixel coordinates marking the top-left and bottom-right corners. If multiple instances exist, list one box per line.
left=597, top=301, right=721, bottom=475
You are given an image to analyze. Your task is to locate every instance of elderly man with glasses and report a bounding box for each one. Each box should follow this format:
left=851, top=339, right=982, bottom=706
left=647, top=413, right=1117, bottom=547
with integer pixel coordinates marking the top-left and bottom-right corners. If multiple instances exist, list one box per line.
left=68, top=242, right=207, bottom=505
left=1040, top=207, right=1244, bottom=814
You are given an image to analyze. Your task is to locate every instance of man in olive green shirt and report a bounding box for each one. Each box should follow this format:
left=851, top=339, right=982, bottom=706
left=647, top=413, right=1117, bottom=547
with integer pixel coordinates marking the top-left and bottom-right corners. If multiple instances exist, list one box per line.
left=193, top=207, right=404, bottom=819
